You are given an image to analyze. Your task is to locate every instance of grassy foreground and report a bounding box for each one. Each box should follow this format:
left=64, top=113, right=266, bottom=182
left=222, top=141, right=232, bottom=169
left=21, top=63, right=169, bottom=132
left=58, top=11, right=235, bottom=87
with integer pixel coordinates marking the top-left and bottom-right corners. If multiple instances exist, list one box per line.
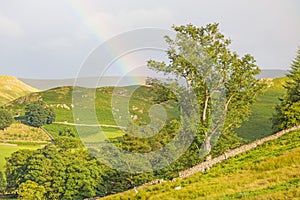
left=102, top=130, right=300, bottom=200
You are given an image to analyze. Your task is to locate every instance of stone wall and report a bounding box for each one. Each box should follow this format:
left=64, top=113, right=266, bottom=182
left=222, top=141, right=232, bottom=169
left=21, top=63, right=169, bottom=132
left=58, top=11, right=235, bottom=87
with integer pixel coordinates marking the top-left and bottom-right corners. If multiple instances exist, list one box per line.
left=179, top=126, right=300, bottom=178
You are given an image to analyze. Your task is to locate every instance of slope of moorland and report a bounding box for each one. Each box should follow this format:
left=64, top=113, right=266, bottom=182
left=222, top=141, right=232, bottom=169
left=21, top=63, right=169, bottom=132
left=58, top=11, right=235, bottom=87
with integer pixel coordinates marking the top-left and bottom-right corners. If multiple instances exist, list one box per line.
left=102, top=129, right=300, bottom=200
left=0, top=76, right=39, bottom=106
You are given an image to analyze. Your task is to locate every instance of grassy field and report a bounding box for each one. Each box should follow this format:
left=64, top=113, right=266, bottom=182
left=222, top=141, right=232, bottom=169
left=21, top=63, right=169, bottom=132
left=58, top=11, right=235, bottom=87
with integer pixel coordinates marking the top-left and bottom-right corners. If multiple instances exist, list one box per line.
left=43, top=123, right=124, bottom=142
left=0, top=123, right=51, bottom=172
left=0, top=76, right=39, bottom=106
left=0, top=123, right=51, bottom=143
left=0, top=144, right=42, bottom=171
left=102, top=129, right=300, bottom=200
left=235, top=77, right=287, bottom=141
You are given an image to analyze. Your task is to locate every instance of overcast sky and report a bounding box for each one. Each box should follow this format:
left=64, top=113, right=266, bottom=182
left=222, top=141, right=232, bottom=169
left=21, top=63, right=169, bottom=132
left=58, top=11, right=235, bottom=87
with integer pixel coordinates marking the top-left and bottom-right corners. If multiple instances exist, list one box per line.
left=0, top=0, right=299, bottom=79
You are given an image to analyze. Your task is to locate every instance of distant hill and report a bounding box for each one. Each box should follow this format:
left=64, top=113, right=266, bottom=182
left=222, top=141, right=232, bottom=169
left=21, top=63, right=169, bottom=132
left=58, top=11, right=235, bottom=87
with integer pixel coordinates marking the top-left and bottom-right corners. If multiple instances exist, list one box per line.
left=255, top=69, right=288, bottom=79
left=0, top=76, right=39, bottom=106
left=20, top=76, right=148, bottom=90
left=19, top=69, right=288, bottom=90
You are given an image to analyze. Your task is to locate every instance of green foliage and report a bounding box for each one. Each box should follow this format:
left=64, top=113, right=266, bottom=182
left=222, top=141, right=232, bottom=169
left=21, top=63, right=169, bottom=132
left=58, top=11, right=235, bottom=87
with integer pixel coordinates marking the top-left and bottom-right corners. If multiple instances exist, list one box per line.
left=0, top=171, right=6, bottom=194
left=145, top=78, right=177, bottom=104
left=273, top=48, right=300, bottom=131
left=55, top=136, right=83, bottom=149
left=0, top=109, right=13, bottom=130
left=148, top=23, right=265, bottom=155
left=24, top=101, right=56, bottom=127
left=4, top=140, right=156, bottom=199
left=210, top=132, right=247, bottom=156
left=17, top=180, right=46, bottom=200
left=0, top=145, right=38, bottom=172
left=6, top=144, right=106, bottom=199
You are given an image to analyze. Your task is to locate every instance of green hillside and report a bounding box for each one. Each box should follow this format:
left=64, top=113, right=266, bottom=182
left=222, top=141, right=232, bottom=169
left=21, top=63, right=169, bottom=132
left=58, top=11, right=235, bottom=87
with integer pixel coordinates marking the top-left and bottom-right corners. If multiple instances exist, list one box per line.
left=0, top=76, right=39, bottom=106
left=4, top=77, right=286, bottom=142
left=235, top=77, right=287, bottom=141
left=102, top=129, right=300, bottom=200
left=0, top=77, right=287, bottom=163
left=3, top=85, right=179, bottom=141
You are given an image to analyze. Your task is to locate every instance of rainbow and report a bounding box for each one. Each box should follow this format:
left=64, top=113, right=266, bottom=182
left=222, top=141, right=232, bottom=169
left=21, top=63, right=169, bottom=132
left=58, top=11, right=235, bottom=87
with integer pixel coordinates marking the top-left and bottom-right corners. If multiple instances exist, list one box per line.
left=65, top=0, right=167, bottom=86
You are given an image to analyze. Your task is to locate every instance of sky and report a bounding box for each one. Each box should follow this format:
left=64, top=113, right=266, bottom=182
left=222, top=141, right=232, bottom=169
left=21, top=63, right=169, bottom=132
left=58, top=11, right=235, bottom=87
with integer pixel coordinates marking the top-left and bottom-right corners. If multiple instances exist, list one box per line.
left=0, top=0, right=299, bottom=79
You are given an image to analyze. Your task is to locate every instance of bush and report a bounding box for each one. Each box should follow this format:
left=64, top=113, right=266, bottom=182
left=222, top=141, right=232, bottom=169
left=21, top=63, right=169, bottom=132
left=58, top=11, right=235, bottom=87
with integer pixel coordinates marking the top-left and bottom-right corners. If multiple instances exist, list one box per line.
left=0, top=109, right=13, bottom=130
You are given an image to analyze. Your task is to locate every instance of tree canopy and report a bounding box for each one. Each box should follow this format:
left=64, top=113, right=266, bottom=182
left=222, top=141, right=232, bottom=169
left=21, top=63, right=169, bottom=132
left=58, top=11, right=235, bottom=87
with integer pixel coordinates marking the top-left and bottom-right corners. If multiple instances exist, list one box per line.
left=148, top=23, right=265, bottom=156
left=5, top=142, right=155, bottom=199
left=24, top=101, right=56, bottom=127
left=272, top=48, right=300, bottom=131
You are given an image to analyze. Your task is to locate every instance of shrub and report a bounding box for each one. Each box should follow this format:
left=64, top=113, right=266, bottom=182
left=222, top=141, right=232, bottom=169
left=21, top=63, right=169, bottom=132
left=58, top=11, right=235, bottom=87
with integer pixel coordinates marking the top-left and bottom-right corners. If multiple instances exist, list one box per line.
left=0, top=109, right=13, bottom=130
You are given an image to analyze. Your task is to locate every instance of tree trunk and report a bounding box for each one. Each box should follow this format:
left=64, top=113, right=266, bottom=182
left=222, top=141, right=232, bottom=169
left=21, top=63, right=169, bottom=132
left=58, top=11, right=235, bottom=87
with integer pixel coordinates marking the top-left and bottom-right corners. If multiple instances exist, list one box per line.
left=202, top=89, right=210, bottom=123
left=203, top=133, right=213, bottom=155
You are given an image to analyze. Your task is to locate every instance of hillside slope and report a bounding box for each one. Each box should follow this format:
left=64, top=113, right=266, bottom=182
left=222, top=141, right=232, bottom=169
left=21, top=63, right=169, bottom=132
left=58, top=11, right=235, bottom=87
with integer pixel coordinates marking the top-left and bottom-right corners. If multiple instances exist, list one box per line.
left=235, top=77, right=287, bottom=141
left=102, top=129, right=300, bottom=200
left=0, top=76, right=39, bottom=106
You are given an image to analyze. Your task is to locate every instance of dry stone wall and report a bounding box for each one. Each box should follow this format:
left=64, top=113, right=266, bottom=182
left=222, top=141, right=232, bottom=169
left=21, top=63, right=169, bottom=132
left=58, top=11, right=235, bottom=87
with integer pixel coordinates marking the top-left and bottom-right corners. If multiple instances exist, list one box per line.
left=179, top=126, right=300, bottom=178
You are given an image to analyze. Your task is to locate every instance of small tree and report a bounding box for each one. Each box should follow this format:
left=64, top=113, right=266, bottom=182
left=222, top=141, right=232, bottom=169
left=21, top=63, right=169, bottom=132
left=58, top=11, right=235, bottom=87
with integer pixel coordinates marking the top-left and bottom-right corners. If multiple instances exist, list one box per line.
left=272, top=48, right=300, bottom=131
left=25, top=102, right=56, bottom=127
left=0, top=109, right=13, bottom=130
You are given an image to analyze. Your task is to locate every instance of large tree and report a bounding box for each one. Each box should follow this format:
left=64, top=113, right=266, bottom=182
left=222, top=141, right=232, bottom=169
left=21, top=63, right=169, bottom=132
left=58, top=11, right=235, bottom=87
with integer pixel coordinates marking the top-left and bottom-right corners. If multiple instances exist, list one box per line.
left=24, top=101, right=56, bottom=127
left=272, top=48, right=300, bottom=131
left=0, top=109, right=13, bottom=130
left=148, top=23, right=265, bottom=156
